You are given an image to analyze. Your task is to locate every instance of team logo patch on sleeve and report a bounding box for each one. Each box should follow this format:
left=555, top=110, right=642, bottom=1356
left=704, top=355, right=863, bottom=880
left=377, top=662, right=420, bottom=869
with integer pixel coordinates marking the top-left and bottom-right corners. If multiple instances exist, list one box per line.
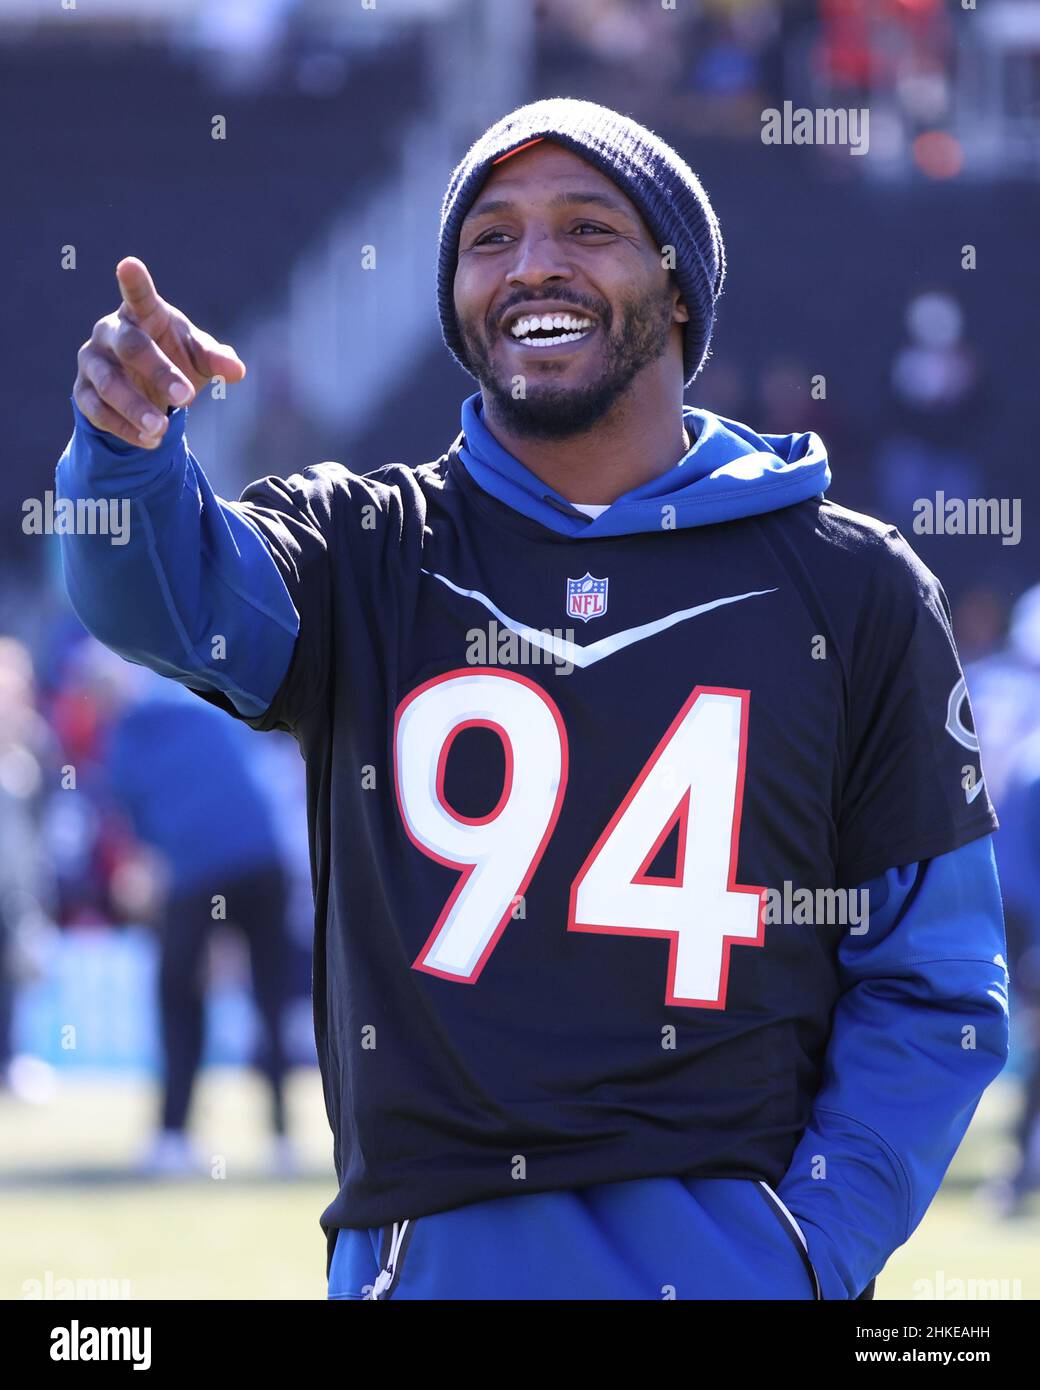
left=567, top=573, right=609, bottom=623
left=945, top=676, right=985, bottom=803
left=945, top=676, right=978, bottom=751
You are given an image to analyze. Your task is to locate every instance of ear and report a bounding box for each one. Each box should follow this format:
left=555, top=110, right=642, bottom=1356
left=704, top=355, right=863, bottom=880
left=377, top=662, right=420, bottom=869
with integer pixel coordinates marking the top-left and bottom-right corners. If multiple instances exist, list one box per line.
left=673, top=290, right=690, bottom=326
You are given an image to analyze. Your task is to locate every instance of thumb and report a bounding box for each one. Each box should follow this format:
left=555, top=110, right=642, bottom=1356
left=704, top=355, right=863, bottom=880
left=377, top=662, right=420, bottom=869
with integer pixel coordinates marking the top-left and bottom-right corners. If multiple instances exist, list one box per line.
left=186, top=325, right=247, bottom=386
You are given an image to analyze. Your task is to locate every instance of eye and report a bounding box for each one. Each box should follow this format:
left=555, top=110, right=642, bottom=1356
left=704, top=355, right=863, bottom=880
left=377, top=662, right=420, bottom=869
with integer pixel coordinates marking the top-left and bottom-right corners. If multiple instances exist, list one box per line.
left=572, top=222, right=614, bottom=236
left=472, top=228, right=514, bottom=247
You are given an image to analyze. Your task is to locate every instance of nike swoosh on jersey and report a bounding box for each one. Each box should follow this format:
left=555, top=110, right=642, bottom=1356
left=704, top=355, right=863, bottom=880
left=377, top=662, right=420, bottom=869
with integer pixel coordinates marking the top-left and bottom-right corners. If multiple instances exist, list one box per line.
left=420, top=570, right=778, bottom=670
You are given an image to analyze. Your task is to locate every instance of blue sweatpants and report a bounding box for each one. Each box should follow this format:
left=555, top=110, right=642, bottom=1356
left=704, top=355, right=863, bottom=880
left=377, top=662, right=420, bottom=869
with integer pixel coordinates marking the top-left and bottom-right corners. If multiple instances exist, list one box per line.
left=327, top=1175, right=822, bottom=1300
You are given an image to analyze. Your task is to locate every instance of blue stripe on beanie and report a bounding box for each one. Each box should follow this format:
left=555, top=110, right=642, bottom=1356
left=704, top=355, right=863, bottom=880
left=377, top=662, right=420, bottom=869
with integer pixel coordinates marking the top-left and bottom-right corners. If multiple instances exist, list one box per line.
left=437, top=98, right=725, bottom=389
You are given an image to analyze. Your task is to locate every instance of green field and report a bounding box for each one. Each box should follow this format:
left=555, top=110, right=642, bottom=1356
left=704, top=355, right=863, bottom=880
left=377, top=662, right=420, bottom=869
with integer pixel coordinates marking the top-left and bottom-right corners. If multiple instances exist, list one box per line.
left=1, top=1068, right=1035, bottom=1300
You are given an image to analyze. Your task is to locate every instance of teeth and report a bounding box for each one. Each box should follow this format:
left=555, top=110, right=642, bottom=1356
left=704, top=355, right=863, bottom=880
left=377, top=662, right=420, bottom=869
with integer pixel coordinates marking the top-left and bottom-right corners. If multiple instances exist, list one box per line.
left=510, top=312, right=594, bottom=339
left=517, top=330, right=590, bottom=347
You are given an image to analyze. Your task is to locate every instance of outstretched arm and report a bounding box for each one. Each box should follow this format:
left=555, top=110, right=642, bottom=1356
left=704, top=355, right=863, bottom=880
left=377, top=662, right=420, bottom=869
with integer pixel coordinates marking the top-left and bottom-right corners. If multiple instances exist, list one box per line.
left=57, top=258, right=302, bottom=720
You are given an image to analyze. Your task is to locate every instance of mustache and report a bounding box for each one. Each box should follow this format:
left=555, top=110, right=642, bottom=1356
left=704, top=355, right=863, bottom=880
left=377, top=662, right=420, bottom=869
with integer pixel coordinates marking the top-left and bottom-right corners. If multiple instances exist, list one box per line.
left=491, top=295, right=609, bottom=333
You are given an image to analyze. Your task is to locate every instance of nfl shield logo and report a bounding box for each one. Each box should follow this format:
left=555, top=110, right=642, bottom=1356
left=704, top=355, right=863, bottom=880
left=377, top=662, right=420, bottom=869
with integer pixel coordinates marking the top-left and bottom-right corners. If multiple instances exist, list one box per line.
left=566, top=573, right=609, bottom=623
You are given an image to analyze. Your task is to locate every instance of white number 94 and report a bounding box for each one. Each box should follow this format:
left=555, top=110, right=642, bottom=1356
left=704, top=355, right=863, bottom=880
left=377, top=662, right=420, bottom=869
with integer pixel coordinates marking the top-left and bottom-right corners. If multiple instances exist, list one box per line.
left=394, top=669, right=764, bottom=1009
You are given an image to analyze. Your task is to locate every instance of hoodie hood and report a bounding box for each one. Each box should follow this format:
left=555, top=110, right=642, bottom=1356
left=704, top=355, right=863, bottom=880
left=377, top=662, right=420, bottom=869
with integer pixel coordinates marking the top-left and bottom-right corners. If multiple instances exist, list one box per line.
left=456, top=391, right=831, bottom=538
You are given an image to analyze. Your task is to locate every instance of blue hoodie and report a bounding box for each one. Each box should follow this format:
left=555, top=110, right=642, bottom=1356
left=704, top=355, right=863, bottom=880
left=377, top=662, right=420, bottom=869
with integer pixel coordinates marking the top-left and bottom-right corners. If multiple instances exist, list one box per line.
left=457, top=391, right=832, bottom=538
left=56, top=393, right=1008, bottom=1300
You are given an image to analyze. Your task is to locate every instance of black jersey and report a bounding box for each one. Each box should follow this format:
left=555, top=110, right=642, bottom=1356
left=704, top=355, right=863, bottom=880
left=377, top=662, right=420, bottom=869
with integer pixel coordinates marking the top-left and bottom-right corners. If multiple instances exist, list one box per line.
left=193, top=437, right=996, bottom=1233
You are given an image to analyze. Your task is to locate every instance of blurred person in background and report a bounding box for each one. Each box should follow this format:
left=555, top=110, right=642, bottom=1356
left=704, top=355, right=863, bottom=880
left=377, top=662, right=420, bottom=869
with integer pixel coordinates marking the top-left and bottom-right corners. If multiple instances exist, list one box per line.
left=0, top=637, right=59, bottom=1100
left=80, top=646, right=298, bottom=1176
left=757, top=355, right=863, bottom=501
left=875, top=289, right=987, bottom=530
left=968, top=585, right=1040, bottom=827
left=953, top=585, right=1007, bottom=668
left=43, top=635, right=132, bottom=928
left=1000, top=747, right=1040, bottom=1212
left=969, top=585, right=1040, bottom=1214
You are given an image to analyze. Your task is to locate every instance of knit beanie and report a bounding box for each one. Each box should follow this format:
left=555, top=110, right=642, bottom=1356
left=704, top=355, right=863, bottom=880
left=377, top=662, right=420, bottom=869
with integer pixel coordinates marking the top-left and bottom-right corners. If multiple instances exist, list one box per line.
left=437, top=97, right=725, bottom=388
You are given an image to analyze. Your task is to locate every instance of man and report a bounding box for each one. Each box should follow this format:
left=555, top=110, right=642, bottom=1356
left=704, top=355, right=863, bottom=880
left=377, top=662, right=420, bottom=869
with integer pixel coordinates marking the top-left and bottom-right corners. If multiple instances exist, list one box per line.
left=57, top=98, right=1008, bottom=1300
left=0, top=637, right=56, bottom=1097
left=967, top=587, right=1040, bottom=1213
left=102, top=661, right=296, bottom=1176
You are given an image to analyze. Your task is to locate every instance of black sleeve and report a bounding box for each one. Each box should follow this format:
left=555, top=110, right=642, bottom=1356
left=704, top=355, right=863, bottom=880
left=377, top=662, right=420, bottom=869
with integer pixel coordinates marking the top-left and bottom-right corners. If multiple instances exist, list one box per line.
left=836, top=528, right=998, bottom=887
left=189, top=464, right=345, bottom=738
left=187, top=459, right=429, bottom=740
left=186, top=458, right=358, bottom=739
left=229, top=464, right=343, bottom=733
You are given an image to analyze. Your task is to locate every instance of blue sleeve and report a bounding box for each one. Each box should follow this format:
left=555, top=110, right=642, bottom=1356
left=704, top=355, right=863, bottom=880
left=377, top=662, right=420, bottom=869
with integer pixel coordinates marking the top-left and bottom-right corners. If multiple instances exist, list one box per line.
left=776, top=834, right=1009, bottom=1299
left=55, top=400, right=300, bottom=720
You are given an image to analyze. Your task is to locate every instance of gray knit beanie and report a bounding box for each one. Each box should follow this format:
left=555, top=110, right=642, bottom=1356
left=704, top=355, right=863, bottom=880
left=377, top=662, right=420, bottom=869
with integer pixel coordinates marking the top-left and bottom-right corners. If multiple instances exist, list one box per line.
left=437, top=97, right=725, bottom=388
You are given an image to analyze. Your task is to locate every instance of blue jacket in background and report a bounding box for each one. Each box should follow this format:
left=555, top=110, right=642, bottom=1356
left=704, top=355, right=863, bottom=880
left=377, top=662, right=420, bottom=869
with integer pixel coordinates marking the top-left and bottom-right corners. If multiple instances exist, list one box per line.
left=106, top=677, right=283, bottom=893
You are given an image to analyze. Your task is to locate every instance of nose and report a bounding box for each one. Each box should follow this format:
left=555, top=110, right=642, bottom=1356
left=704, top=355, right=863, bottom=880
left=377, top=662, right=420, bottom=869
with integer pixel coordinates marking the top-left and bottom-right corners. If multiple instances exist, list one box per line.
left=505, top=225, right=576, bottom=290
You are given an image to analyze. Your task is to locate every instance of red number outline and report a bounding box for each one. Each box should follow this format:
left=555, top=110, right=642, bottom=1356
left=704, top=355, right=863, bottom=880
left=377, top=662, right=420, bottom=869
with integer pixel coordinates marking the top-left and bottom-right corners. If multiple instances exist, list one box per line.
left=567, top=686, right=765, bottom=1010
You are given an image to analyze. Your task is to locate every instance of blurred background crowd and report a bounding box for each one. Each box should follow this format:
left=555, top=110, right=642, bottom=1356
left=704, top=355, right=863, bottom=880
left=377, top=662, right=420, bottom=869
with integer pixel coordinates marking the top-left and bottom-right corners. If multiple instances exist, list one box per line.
left=0, top=0, right=1038, bottom=1295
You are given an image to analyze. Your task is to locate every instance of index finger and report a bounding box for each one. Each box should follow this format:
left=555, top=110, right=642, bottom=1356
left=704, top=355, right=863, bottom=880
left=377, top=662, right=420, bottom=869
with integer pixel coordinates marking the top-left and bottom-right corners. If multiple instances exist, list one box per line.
left=116, top=257, right=162, bottom=322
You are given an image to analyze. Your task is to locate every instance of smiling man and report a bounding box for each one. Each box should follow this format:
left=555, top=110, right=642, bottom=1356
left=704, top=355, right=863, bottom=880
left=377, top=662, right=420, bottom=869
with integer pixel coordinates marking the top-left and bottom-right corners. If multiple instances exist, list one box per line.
left=57, top=98, right=1008, bottom=1301
left=452, top=138, right=693, bottom=496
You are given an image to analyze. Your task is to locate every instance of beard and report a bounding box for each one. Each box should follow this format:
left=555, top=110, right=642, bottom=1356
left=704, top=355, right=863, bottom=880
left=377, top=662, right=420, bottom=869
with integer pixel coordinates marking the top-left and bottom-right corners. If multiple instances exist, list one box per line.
left=459, top=281, right=678, bottom=442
